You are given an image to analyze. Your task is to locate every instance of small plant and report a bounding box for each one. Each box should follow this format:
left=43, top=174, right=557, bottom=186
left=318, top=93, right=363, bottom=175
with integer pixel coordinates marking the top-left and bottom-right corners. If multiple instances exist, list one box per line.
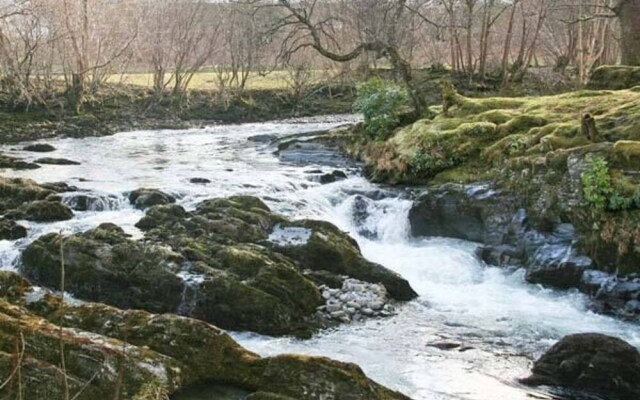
left=581, top=155, right=640, bottom=211
left=411, top=151, right=459, bottom=177
left=353, top=78, right=408, bottom=140
left=581, top=156, right=613, bottom=210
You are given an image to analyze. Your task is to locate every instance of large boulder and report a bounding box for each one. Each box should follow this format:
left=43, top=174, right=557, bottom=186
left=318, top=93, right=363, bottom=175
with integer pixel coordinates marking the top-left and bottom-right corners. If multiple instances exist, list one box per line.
left=128, top=188, right=175, bottom=209
left=409, top=184, right=517, bottom=244
left=521, top=333, right=640, bottom=399
left=0, top=271, right=410, bottom=400
left=269, top=220, right=417, bottom=301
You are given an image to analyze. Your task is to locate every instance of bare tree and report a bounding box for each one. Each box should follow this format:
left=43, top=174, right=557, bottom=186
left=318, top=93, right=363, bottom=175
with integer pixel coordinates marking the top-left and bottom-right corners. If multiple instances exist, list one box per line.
left=266, top=0, right=427, bottom=115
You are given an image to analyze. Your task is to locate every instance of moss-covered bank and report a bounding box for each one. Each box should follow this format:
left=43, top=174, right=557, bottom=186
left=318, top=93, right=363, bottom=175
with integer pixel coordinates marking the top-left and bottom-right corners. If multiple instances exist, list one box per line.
left=342, top=87, right=640, bottom=278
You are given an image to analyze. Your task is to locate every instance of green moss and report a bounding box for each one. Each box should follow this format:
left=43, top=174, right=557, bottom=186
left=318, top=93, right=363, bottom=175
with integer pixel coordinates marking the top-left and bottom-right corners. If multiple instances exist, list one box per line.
left=611, top=140, right=640, bottom=170
left=588, top=65, right=640, bottom=90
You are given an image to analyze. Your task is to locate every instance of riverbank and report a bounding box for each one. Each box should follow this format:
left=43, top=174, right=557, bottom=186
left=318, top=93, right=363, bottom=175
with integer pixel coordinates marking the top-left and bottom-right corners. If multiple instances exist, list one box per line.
left=333, top=85, right=640, bottom=321
left=0, top=83, right=355, bottom=144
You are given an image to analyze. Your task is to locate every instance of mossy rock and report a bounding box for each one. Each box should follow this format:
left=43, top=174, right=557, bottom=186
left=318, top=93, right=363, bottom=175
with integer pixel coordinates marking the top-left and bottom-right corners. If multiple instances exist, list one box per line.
left=588, top=65, right=640, bottom=90
left=11, top=200, right=74, bottom=222
left=269, top=220, right=417, bottom=301
left=0, top=271, right=409, bottom=400
left=128, top=188, right=175, bottom=209
left=0, top=153, right=40, bottom=169
left=0, top=177, right=54, bottom=213
left=611, top=140, right=640, bottom=170
left=0, top=218, right=27, bottom=240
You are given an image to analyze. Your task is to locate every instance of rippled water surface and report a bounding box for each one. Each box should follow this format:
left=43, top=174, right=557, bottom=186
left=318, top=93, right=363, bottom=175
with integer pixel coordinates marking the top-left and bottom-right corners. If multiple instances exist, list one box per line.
left=2, top=115, right=639, bottom=400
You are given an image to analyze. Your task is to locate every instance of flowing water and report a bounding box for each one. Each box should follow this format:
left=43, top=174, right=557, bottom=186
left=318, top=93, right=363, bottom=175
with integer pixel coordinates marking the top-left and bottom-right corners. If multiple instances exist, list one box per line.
left=1, top=116, right=639, bottom=400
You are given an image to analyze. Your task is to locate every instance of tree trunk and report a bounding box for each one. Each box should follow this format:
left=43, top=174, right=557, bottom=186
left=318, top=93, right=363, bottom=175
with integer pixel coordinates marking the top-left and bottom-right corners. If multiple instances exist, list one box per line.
left=618, top=0, right=640, bottom=65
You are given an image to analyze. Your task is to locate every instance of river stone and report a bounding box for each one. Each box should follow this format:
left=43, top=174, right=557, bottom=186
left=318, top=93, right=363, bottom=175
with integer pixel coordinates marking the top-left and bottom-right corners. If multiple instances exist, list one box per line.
left=128, top=188, right=175, bottom=209
left=23, top=143, right=56, bottom=152
left=0, top=218, right=27, bottom=240
left=35, top=157, right=81, bottom=165
left=0, top=153, right=40, bottom=170
left=319, top=170, right=347, bottom=184
left=190, top=177, right=211, bottom=184
left=0, top=271, right=410, bottom=400
left=521, top=333, right=640, bottom=399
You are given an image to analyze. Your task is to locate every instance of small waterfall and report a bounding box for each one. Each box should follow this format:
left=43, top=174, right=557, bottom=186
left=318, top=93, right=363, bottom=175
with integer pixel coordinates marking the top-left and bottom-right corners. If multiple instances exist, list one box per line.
left=176, top=270, right=205, bottom=316
left=63, top=192, right=129, bottom=212
left=335, top=192, right=412, bottom=244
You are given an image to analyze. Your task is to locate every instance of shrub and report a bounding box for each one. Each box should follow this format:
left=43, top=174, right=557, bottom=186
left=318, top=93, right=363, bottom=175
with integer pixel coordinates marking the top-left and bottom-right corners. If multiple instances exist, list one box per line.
left=581, top=156, right=613, bottom=210
left=353, top=78, right=408, bottom=140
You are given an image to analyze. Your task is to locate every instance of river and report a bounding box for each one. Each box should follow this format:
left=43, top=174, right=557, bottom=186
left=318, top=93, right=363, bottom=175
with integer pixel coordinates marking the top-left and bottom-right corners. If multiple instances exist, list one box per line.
left=1, top=116, right=638, bottom=400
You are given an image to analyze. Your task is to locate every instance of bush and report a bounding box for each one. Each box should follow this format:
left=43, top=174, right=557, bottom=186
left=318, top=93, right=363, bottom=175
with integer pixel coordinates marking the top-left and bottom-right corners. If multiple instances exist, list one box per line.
left=581, top=156, right=614, bottom=210
left=353, top=78, right=408, bottom=140
left=581, top=155, right=640, bottom=211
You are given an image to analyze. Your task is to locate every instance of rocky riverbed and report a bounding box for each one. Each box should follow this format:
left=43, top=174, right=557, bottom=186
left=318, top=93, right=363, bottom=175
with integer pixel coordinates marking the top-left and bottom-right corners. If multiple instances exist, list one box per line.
left=0, top=116, right=639, bottom=400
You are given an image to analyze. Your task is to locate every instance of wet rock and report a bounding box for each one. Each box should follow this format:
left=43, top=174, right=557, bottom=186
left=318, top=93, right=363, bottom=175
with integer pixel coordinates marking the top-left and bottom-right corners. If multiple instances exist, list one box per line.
left=0, top=177, right=55, bottom=213
left=35, top=157, right=81, bottom=165
left=269, top=219, right=417, bottom=301
left=0, top=218, right=27, bottom=240
left=21, top=223, right=185, bottom=314
left=64, top=193, right=121, bottom=211
left=319, top=170, right=347, bottom=184
left=23, top=143, right=56, bottom=152
left=521, top=333, right=640, bottom=399
left=409, top=183, right=515, bottom=244
left=248, top=134, right=276, bottom=143
left=0, top=153, right=40, bottom=170
left=10, top=200, right=74, bottom=222
left=128, top=188, right=175, bottom=209
left=0, top=271, right=409, bottom=400
left=190, top=177, right=211, bottom=184
left=40, top=181, right=78, bottom=192
left=428, top=342, right=462, bottom=350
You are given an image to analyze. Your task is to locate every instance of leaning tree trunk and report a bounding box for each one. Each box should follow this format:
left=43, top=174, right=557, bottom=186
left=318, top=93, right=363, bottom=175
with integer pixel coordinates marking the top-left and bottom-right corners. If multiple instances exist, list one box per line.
left=618, top=0, right=640, bottom=65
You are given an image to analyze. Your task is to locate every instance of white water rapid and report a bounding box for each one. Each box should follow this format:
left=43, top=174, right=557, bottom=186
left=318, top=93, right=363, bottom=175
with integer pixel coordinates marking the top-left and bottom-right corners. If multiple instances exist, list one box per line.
left=1, top=116, right=638, bottom=400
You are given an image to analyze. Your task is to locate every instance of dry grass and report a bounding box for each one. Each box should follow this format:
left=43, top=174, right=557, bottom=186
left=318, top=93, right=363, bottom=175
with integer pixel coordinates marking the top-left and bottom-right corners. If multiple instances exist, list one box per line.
left=106, top=70, right=331, bottom=91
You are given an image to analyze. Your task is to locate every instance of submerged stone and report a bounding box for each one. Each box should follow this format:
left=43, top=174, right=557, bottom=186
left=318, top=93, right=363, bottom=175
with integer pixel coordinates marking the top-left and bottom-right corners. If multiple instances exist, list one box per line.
left=35, top=157, right=81, bottom=165
left=23, top=143, right=56, bottom=152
